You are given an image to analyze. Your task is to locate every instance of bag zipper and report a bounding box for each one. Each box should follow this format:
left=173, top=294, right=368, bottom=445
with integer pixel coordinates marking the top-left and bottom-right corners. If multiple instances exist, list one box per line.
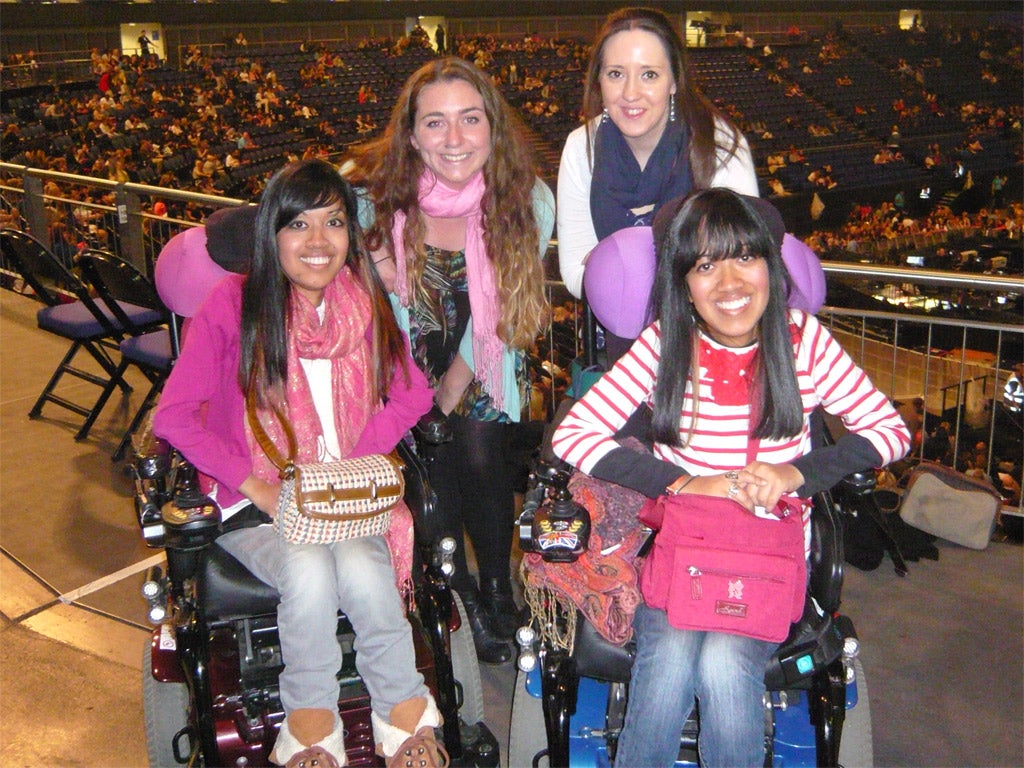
left=687, top=565, right=786, bottom=600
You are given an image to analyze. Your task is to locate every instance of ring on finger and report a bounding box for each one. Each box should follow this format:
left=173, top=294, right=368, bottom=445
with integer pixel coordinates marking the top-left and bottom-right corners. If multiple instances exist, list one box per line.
left=727, top=482, right=740, bottom=498
left=724, top=470, right=740, bottom=481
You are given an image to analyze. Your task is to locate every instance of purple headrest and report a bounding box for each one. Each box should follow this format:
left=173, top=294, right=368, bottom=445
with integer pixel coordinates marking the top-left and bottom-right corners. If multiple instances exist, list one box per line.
left=154, top=226, right=230, bottom=317
left=583, top=227, right=656, bottom=339
left=780, top=233, right=826, bottom=313
left=584, top=226, right=828, bottom=342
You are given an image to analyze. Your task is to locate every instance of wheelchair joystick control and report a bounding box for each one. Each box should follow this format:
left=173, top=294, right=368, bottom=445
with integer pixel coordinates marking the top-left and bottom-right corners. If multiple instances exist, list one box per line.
left=161, top=461, right=221, bottom=546
left=160, top=461, right=222, bottom=587
left=518, top=463, right=591, bottom=563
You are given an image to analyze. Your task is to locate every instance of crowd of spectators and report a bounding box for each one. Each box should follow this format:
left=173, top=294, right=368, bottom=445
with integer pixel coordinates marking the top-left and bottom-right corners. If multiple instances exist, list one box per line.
left=805, top=200, right=1022, bottom=263
left=1, top=34, right=442, bottom=227
left=1, top=20, right=1020, bottom=266
left=707, top=24, right=1021, bottom=198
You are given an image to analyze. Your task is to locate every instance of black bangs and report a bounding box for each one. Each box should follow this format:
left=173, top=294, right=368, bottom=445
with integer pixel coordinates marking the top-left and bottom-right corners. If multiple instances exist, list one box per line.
left=674, top=193, right=773, bottom=272
left=691, top=216, right=765, bottom=265
left=271, top=162, right=349, bottom=231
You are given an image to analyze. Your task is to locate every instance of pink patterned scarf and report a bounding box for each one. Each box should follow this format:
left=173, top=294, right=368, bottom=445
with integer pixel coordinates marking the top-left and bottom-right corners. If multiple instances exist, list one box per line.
left=248, top=266, right=374, bottom=477
left=245, top=266, right=414, bottom=597
left=391, top=170, right=506, bottom=410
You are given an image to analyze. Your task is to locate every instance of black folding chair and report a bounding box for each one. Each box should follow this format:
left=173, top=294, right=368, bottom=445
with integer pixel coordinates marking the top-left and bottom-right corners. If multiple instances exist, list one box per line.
left=0, top=229, right=161, bottom=440
left=77, top=249, right=173, bottom=461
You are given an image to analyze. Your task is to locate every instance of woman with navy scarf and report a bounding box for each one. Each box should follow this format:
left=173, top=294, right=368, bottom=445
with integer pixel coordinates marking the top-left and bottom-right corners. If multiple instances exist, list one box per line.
left=557, top=7, right=758, bottom=364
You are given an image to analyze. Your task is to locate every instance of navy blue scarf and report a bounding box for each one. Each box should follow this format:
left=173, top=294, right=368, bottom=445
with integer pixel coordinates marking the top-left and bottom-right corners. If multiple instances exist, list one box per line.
left=589, top=116, right=694, bottom=241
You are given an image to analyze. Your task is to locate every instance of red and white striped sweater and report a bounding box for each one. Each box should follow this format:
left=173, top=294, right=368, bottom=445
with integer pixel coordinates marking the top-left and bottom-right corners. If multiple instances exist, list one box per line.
left=552, top=310, right=911, bottom=539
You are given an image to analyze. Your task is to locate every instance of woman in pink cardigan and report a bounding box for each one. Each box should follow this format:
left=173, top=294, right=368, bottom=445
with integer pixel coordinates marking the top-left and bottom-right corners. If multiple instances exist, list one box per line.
left=153, top=160, right=443, bottom=768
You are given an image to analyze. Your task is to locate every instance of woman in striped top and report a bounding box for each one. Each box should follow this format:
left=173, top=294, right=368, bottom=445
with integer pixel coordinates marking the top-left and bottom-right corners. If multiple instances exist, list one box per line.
left=552, top=189, right=910, bottom=767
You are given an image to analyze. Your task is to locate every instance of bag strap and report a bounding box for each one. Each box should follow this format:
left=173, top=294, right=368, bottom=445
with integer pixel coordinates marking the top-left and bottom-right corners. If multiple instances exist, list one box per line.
left=746, top=436, right=760, bottom=466
left=746, top=435, right=803, bottom=520
left=245, top=387, right=298, bottom=479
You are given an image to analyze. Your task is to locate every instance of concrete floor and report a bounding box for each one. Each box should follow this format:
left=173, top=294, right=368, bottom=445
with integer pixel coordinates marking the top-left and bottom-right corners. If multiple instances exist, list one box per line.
left=2, top=287, right=1022, bottom=768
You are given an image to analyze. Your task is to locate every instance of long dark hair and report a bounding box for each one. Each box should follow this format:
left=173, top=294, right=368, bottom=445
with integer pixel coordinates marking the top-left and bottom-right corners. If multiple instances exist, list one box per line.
left=582, top=7, right=743, bottom=186
left=239, top=159, right=408, bottom=404
left=650, top=189, right=801, bottom=445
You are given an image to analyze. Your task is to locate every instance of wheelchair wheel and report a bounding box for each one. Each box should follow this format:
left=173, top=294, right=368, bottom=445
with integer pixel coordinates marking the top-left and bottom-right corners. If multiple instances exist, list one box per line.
left=450, top=591, right=486, bottom=726
left=837, top=658, right=874, bottom=768
left=509, top=667, right=548, bottom=768
left=142, top=642, right=191, bottom=768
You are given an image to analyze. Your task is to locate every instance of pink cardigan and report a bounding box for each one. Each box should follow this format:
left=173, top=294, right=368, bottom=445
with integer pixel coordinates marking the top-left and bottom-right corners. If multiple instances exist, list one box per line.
left=153, top=274, right=433, bottom=513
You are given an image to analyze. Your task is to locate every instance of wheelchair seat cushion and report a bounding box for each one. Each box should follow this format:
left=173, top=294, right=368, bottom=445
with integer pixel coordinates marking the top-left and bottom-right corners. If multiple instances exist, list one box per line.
left=200, top=543, right=280, bottom=623
left=573, top=614, right=636, bottom=683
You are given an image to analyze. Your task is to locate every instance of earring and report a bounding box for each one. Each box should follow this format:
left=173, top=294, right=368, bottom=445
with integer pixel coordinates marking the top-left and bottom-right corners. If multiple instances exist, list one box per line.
left=601, top=107, right=609, bottom=123
left=669, top=98, right=676, bottom=123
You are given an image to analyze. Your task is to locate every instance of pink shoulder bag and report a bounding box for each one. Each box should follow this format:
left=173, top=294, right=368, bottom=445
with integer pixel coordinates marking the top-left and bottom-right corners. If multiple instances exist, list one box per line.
left=638, top=477, right=807, bottom=643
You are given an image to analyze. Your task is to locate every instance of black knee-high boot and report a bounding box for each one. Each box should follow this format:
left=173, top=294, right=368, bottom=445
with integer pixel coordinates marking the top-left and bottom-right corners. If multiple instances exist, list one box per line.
left=452, top=579, right=512, bottom=665
left=479, top=576, right=521, bottom=641
left=429, top=416, right=513, bottom=664
left=456, top=418, right=520, bottom=641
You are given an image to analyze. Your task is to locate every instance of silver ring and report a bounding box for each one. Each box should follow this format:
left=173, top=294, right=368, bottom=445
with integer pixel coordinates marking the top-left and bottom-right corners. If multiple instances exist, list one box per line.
left=727, top=483, right=739, bottom=498
left=725, top=470, right=740, bottom=481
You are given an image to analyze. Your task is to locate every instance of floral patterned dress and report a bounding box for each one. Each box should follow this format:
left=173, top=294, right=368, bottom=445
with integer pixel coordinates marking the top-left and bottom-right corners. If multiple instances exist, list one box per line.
left=405, top=245, right=527, bottom=423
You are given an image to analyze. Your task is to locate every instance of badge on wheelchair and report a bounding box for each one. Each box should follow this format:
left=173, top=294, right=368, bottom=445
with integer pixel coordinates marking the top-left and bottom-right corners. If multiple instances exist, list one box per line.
left=518, top=462, right=591, bottom=562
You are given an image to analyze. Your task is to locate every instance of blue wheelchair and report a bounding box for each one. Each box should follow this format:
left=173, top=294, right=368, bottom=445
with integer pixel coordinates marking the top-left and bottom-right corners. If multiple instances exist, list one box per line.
left=509, top=454, right=874, bottom=768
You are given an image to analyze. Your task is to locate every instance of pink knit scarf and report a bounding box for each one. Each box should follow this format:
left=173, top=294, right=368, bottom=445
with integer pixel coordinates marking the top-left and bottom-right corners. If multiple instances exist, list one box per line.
left=391, top=170, right=505, bottom=410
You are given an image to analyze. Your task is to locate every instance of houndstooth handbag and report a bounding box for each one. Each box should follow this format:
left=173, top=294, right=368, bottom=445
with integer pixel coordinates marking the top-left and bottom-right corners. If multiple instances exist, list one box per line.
left=246, top=391, right=403, bottom=545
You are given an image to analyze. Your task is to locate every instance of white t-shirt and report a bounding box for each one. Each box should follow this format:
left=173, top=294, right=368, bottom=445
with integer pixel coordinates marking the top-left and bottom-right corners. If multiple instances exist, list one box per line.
left=217, top=305, right=339, bottom=519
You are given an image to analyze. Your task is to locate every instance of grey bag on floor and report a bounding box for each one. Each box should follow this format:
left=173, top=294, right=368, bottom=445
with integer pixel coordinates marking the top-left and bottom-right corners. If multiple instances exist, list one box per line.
left=899, top=462, right=1002, bottom=550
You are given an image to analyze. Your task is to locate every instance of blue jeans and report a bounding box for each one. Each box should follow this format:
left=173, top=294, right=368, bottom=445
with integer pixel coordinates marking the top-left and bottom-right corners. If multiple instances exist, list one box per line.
left=217, top=528, right=428, bottom=721
left=615, top=604, right=777, bottom=768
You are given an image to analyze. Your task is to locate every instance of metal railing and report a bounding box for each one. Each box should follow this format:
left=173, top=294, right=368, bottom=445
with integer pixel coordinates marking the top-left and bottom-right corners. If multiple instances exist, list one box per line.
left=2, top=163, right=1021, bottom=502
left=1, top=162, right=247, bottom=278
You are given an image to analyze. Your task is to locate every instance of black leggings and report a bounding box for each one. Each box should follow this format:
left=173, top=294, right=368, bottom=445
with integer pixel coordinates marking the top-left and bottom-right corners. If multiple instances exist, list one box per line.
left=428, top=414, right=515, bottom=591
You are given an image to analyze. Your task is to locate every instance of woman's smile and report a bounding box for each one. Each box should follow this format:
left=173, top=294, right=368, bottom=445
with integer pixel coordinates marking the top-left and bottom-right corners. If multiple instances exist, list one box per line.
left=686, top=255, right=769, bottom=347
left=715, top=294, right=753, bottom=312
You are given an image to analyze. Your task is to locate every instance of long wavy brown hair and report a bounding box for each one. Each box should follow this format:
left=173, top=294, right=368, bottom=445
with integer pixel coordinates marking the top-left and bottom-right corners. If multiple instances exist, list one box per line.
left=582, top=7, right=743, bottom=186
left=345, top=57, right=548, bottom=349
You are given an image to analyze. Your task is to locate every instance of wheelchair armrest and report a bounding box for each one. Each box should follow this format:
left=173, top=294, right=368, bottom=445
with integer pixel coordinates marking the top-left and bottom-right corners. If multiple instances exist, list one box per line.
left=840, top=469, right=876, bottom=496
left=765, top=600, right=845, bottom=689
left=396, top=437, right=440, bottom=543
left=808, top=488, right=844, bottom=616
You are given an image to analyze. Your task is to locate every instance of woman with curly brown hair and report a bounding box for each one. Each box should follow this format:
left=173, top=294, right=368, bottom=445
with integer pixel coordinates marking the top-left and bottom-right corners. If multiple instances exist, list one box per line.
left=346, top=57, right=554, bottom=664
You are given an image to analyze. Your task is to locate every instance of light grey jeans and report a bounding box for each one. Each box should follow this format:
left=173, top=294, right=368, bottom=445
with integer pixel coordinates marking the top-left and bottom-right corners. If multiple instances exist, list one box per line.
left=217, top=526, right=428, bottom=721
